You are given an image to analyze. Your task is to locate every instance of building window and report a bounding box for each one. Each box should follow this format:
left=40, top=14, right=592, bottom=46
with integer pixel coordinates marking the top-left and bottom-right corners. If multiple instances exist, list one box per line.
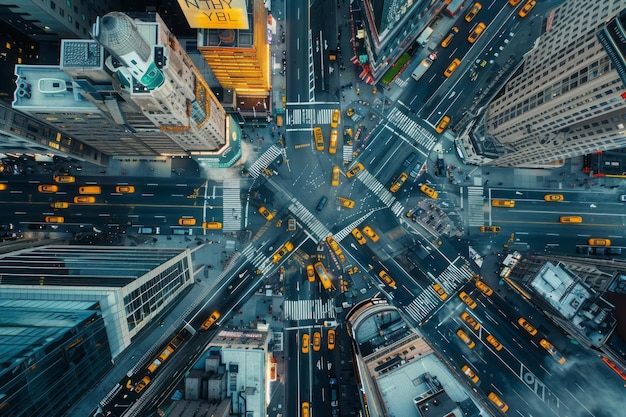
left=50, top=1, right=56, bottom=10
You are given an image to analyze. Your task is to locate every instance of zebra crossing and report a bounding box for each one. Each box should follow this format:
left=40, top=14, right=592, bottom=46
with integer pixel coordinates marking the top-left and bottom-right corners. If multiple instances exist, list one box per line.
left=466, top=186, right=486, bottom=226
left=403, top=261, right=474, bottom=324
left=248, top=145, right=283, bottom=178
left=386, top=107, right=437, bottom=151
left=288, top=200, right=331, bottom=241
left=357, top=170, right=397, bottom=207
left=284, top=299, right=336, bottom=321
left=333, top=212, right=376, bottom=242
left=403, top=290, right=441, bottom=324
left=286, top=107, right=335, bottom=126
left=222, top=179, right=242, bottom=232
left=342, top=142, right=353, bottom=164
left=390, top=201, right=405, bottom=217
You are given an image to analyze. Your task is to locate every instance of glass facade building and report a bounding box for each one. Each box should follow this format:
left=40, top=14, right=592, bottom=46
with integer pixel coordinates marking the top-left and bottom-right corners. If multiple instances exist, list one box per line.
left=0, top=245, right=193, bottom=358
left=0, top=302, right=110, bottom=417
left=0, top=245, right=193, bottom=415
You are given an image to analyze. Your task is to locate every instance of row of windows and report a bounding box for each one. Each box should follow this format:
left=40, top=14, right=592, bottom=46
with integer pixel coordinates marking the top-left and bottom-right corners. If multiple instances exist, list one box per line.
left=490, top=58, right=619, bottom=133
left=124, top=259, right=190, bottom=331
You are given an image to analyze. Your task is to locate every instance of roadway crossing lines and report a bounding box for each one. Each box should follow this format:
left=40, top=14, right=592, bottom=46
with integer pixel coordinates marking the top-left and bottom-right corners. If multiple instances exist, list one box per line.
left=248, top=145, right=283, bottom=178
left=386, top=107, right=437, bottom=150
left=358, top=170, right=397, bottom=206
left=342, top=142, right=353, bottom=164
left=284, top=299, right=336, bottom=321
left=403, top=291, right=441, bottom=324
left=285, top=107, right=335, bottom=126
left=222, top=179, right=242, bottom=232
left=390, top=201, right=404, bottom=217
left=288, top=200, right=331, bottom=241
left=466, top=186, right=486, bottom=226
left=333, top=212, right=375, bottom=242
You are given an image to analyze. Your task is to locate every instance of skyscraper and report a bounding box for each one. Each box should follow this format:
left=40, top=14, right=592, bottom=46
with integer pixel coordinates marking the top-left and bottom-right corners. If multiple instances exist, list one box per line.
left=13, top=12, right=234, bottom=158
left=195, top=0, right=271, bottom=123
left=0, top=244, right=193, bottom=416
left=484, top=0, right=626, bottom=167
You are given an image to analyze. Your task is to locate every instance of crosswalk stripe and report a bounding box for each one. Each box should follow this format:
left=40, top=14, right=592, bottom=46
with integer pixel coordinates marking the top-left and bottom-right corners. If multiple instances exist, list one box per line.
left=249, top=145, right=283, bottom=178
left=222, top=179, right=241, bottom=232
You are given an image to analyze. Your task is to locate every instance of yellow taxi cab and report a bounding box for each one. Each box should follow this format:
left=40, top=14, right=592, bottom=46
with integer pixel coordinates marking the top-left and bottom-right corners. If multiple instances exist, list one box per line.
left=465, top=2, right=482, bottom=22
left=329, top=129, right=338, bottom=154
left=272, top=241, right=294, bottom=263
left=432, top=283, right=448, bottom=300
left=306, top=264, right=315, bottom=282
left=468, top=22, right=486, bottom=44
left=178, top=217, right=196, bottom=226
left=435, top=116, right=450, bottom=133
left=336, top=197, right=355, bottom=208
left=540, top=338, right=567, bottom=364
left=444, top=58, right=461, bottom=77
left=45, top=216, right=64, bottom=223
left=440, top=27, right=459, bottom=48
left=346, top=162, right=365, bottom=178
left=390, top=172, right=408, bottom=193
left=518, top=317, right=538, bottom=335
left=202, top=221, right=222, bottom=229
left=351, top=228, right=367, bottom=245
left=331, top=165, right=340, bottom=187
left=53, top=175, right=75, bottom=183
left=201, top=311, right=221, bottom=330
left=259, top=206, right=274, bottom=221
left=302, top=402, right=310, bottom=417
left=331, top=109, right=340, bottom=128
left=458, top=291, right=477, bottom=309
left=475, top=280, right=493, bottom=296
left=420, top=183, right=439, bottom=199
left=486, top=334, right=503, bottom=351
left=78, top=186, right=101, bottom=194
left=116, top=185, right=135, bottom=193
left=0, top=183, right=7, bottom=191
left=74, top=196, right=96, bottom=204
left=378, top=270, right=397, bottom=289
left=51, top=202, right=69, bottom=209
left=134, top=376, right=151, bottom=394
left=462, top=364, right=479, bottom=383
left=588, top=238, right=610, bottom=246
left=480, top=225, right=501, bottom=232
left=509, top=0, right=522, bottom=5
left=312, top=331, right=321, bottom=351
left=327, top=329, right=336, bottom=350
left=560, top=215, right=582, bottom=223
left=456, top=329, right=475, bottom=348
left=301, top=333, right=310, bottom=354
left=518, top=0, right=536, bottom=17
left=488, top=392, right=509, bottom=413
left=492, top=199, right=515, bottom=207
left=313, top=126, right=324, bottom=151
left=38, top=184, right=59, bottom=193
left=544, top=194, right=564, bottom=201
left=460, top=312, right=480, bottom=330
left=362, top=226, right=379, bottom=242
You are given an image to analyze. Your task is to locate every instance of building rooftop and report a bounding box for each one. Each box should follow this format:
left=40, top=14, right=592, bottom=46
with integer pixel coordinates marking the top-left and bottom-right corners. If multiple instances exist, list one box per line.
left=13, top=65, right=95, bottom=112
left=530, top=262, right=591, bottom=320
left=0, top=245, right=187, bottom=287
left=348, top=301, right=483, bottom=417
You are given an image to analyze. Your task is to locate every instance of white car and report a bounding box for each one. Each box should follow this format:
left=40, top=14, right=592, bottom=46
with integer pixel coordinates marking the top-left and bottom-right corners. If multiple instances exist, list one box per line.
left=620, top=195, right=626, bottom=202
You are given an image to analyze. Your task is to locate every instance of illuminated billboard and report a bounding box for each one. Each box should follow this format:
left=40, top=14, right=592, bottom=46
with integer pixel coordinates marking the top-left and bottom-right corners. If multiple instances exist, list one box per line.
left=177, top=0, right=249, bottom=30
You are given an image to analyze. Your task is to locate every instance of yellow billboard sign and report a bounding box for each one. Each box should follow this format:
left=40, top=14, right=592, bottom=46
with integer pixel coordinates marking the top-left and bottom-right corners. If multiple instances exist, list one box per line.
left=177, top=0, right=249, bottom=29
